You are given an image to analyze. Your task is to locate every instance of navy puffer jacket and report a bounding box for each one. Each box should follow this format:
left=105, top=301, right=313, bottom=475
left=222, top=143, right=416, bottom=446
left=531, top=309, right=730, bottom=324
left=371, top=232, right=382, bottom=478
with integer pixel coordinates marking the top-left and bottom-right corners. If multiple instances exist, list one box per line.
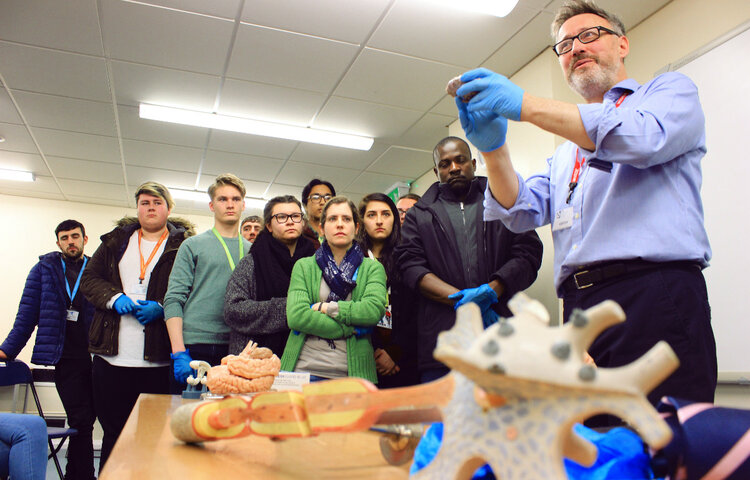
left=0, top=252, right=94, bottom=365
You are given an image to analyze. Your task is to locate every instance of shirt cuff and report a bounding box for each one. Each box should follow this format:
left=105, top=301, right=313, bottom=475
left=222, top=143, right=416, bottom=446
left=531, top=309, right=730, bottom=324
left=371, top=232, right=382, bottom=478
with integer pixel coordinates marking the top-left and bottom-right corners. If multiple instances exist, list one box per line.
left=326, top=301, right=339, bottom=318
left=106, top=293, right=123, bottom=309
left=483, top=172, right=525, bottom=221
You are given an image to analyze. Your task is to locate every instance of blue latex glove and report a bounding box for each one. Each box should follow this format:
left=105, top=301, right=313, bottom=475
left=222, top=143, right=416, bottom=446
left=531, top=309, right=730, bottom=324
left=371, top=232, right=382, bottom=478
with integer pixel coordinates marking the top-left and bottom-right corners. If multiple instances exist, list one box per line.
left=448, top=284, right=499, bottom=313
left=113, top=295, right=136, bottom=315
left=413, top=422, right=650, bottom=480
left=481, top=308, right=501, bottom=329
left=457, top=68, right=524, bottom=121
left=133, top=300, right=163, bottom=325
left=456, top=97, right=508, bottom=153
left=171, top=350, right=194, bottom=384
left=354, top=326, right=373, bottom=337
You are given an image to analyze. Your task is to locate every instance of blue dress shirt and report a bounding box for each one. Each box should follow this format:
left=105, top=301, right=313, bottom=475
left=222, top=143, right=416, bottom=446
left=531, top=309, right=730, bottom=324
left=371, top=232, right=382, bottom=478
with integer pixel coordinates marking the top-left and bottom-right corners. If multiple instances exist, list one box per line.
left=484, top=72, right=711, bottom=295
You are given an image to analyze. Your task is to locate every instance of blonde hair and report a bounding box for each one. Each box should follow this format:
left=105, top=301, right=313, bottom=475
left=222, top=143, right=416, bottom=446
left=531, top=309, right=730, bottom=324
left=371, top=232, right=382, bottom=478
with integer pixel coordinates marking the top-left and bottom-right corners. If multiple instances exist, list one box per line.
left=135, top=181, right=174, bottom=210
left=208, top=173, right=246, bottom=200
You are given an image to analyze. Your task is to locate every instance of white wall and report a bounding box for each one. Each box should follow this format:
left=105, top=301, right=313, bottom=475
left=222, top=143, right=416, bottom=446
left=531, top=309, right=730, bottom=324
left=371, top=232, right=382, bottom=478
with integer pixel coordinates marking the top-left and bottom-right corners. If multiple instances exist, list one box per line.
left=0, top=193, right=214, bottom=414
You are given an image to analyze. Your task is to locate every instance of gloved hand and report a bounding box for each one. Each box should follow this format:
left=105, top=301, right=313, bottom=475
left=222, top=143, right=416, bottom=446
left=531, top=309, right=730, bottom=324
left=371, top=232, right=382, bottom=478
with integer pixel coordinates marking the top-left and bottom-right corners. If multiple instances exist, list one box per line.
left=113, top=295, right=136, bottom=315
left=354, top=326, right=373, bottom=337
left=456, top=97, right=508, bottom=153
left=171, top=350, right=194, bottom=384
left=448, top=284, right=499, bottom=313
left=458, top=68, right=524, bottom=121
left=481, top=308, right=501, bottom=329
left=133, top=300, right=164, bottom=325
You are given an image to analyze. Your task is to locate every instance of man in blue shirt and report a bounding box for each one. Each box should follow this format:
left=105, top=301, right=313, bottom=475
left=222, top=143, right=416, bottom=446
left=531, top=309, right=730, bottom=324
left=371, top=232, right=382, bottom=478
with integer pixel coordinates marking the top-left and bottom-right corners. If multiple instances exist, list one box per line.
left=452, top=0, right=716, bottom=405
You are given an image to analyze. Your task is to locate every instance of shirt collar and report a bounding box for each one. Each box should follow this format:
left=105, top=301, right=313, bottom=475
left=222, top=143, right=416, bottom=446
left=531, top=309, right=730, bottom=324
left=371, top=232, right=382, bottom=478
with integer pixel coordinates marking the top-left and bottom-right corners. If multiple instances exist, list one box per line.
left=605, top=78, right=639, bottom=102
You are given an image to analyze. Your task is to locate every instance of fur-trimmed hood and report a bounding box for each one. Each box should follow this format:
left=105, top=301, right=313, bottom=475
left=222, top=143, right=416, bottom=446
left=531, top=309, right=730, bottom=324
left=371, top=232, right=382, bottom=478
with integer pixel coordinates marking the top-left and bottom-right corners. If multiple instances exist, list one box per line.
left=114, top=216, right=197, bottom=238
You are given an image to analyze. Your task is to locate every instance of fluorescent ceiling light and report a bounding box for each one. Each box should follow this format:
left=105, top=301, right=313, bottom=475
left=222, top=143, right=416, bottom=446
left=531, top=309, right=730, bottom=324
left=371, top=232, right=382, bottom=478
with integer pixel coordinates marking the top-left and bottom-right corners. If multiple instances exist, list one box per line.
left=139, top=104, right=374, bottom=151
left=431, top=0, right=519, bottom=17
left=170, top=188, right=267, bottom=209
left=0, top=168, right=35, bottom=182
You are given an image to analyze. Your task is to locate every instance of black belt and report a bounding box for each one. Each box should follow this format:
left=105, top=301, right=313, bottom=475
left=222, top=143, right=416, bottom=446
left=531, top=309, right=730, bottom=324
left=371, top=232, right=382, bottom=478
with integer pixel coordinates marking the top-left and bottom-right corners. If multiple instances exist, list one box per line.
left=561, top=260, right=701, bottom=292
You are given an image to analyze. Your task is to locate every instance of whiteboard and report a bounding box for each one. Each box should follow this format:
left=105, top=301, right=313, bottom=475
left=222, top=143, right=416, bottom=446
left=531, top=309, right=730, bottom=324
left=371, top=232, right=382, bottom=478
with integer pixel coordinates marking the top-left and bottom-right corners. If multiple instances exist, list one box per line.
left=669, top=24, right=750, bottom=380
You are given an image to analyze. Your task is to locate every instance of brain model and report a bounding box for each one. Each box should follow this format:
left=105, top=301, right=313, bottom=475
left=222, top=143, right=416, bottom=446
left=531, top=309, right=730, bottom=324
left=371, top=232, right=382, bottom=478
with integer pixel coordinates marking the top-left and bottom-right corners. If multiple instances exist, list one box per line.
left=206, top=341, right=281, bottom=394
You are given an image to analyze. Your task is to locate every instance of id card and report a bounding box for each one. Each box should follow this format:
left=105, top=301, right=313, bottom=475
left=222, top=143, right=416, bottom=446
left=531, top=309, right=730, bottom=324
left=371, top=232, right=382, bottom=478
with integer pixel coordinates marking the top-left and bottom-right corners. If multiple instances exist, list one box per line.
left=552, top=207, right=574, bottom=231
left=66, top=309, right=79, bottom=322
left=131, top=283, right=147, bottom=296
left=377, top=306, right=393, bottom=329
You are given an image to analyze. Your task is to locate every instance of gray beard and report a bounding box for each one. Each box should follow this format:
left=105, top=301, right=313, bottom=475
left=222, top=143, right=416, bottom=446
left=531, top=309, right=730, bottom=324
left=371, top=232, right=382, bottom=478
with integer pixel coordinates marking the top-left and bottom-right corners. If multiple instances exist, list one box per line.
left=568, top=57, right=620, bottom=101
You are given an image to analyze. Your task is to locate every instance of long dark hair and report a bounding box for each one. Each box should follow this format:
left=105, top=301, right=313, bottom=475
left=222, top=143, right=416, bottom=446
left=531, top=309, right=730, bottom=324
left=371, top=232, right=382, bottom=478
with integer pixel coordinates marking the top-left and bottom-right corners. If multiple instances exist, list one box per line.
left=357, top=193, right=401, bottom=285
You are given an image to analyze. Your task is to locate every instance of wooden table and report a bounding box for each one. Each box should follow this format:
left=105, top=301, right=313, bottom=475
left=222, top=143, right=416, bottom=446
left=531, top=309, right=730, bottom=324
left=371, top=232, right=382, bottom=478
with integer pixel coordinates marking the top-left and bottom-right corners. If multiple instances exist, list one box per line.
left=100, top=394, right=412, bottom=479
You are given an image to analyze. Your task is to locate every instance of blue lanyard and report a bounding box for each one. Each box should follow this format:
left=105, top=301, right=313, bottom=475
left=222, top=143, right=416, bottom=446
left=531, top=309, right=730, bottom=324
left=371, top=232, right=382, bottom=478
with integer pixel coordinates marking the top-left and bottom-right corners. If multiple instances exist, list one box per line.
left=60, top=256, right=87, bottom=307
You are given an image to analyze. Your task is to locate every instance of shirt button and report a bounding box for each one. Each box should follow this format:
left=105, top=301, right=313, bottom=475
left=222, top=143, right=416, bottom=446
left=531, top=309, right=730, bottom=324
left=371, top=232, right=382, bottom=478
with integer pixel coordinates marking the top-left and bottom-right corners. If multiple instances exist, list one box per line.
left=574, top=213, right=579, bottom=219
left=572, top=244, right=577, bottom=250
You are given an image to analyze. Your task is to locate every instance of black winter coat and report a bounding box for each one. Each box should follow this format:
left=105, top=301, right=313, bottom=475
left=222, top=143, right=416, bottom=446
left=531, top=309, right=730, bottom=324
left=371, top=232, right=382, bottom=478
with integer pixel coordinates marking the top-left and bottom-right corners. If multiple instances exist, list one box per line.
left=81, top=217, right=194, bottom=362
left=395, top=177, right=543, bottom=371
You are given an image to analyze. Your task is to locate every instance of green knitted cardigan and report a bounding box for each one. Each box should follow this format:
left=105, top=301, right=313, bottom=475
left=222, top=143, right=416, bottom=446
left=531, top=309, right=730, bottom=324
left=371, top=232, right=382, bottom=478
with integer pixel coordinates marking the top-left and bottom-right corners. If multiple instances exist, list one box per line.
left=280, top=256, right=387, bottom=383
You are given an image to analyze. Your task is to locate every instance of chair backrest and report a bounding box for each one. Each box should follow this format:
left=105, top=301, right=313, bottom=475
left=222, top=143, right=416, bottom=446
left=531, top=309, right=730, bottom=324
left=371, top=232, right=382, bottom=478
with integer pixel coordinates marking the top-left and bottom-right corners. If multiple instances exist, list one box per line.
left=0, top=360, right=34, bottom=387
left=0, top=360, right=46, bottom=416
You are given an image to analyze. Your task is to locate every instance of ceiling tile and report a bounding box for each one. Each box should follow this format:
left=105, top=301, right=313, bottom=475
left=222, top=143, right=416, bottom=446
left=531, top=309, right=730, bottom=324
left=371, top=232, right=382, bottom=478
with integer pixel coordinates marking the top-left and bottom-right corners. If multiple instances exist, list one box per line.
left=346, top=171, right=411, bottom=195
left=122, top=139, right=203, bottom=172
left=126, top=165, right=199, bottom=191
left=369, top=2, right=538, bottom=67
left=240, top=0, right=391, bottom=44
left=0, top=42, right=111, bottom=102
left=274, top=161, right=359, bottom=190
left=289, top=142, right=389, bottom=170
left=335, top=48, right=463, bottom=112
left=483, top=11, right=555, bottom=77
left=47, top=156, right=124, bottom=183
left=227, top=24, right=359, bottom=93
left=0, top=188, right=65, bottom=201
left=367, top=146, right=434, bottom=180
left=5, top=175, right=60, bottom=194
left=32, top=127, right=120, bottom=163
left=218, top=79, right=326, bottom=126
left=431, top=95, right=460, bottom=117
left=0, top=89, right=23, bottom=124
left=208, top=130, right=297, bottom=159
left=57, top=178, right=128, bottom=201
left=12, top=91, right=116, bottom=136
left=394, top=113, right=453, bottom=151
left=314, top=97, right=422, bottom=141
left=66, top=195, right=130, bottom=208
left=134, top=0, right=242, bottom=19
left=263, top=182, right=307, bottom=200
left=99, top=0, right=234, bottom=75
left=196, top=175, right=269, bottom=198
left=0, top=150, right=49, bottom=174
left=0, top=122, right=37, bottom=154
left=111, top=61, right=221, bottom=109
left=202, top=150, right=284, bottom=182
left=0, top=0, right=103, bottom=55
left=118, top=105, right=209, bottom=148
left=338, top=191, right=364, bottom=206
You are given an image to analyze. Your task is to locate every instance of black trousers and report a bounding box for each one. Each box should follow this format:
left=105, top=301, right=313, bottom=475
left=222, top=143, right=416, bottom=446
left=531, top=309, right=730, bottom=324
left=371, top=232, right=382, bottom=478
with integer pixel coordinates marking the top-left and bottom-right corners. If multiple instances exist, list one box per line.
left=91, top=356, right=169, bottom=469
left=54, top=357, right=96, bottom=480
left=562, top=263, right=717, bottom=406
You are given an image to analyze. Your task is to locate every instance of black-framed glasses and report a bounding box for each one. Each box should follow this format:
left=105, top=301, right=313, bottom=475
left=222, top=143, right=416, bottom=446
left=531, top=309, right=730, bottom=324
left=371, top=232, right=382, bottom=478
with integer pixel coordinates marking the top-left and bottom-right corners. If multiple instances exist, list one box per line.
left=552, top=26, right=619, bottom=56
left=271, top=213, right=304, bottom=224
left=309, top=193, right=332, bottom=203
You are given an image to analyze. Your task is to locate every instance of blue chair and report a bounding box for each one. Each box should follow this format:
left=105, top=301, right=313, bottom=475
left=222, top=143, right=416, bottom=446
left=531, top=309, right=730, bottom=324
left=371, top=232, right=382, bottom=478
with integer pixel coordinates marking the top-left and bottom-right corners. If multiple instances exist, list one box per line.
left=0, top=360, right=77, bottom=480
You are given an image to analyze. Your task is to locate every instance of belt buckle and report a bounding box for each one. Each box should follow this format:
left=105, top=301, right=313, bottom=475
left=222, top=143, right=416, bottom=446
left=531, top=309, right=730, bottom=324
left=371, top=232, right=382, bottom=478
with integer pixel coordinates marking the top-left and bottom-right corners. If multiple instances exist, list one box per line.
left=574, top=270, right=593, bottom=289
